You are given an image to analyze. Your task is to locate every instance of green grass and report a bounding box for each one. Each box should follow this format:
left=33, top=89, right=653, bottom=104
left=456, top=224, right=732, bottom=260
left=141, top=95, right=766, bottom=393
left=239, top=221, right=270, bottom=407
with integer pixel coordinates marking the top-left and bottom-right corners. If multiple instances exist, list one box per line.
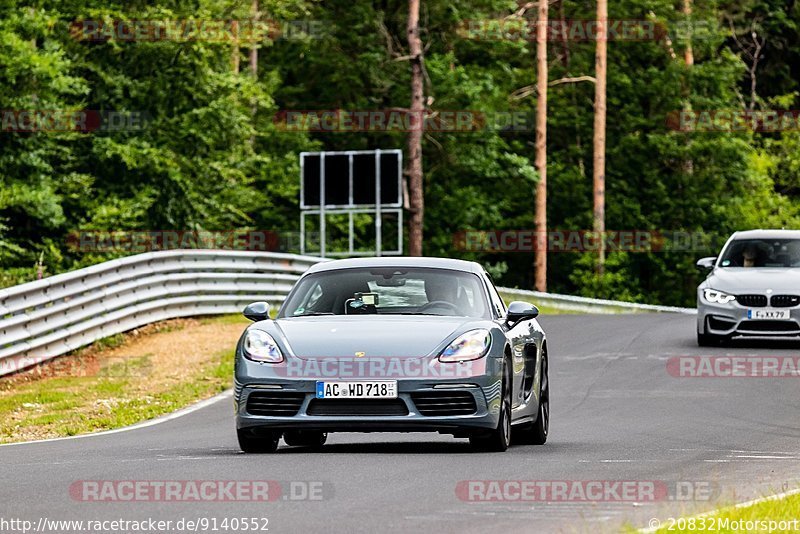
left=0, top=318, right=242, bottom=444
left=624, top=490, right=800, bottom=533
left=498, top=292, right=582, bottom=315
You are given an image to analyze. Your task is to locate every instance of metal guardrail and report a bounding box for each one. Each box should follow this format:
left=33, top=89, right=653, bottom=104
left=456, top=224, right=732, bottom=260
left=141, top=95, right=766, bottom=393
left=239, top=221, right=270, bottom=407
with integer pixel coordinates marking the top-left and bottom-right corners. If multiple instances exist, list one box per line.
left=0, top=250, right=323, bottom=377
left=0, top=250, right=694, bottom=377
left=499, top=287, right=697, bottom=315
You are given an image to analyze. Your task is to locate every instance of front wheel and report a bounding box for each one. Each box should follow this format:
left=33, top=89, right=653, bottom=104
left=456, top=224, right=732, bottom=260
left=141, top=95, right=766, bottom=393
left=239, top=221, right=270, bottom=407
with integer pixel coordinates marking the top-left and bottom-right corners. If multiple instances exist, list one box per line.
left=237, top=428, right=280, bottom=453
left=470, top=360, right=511, bottom=452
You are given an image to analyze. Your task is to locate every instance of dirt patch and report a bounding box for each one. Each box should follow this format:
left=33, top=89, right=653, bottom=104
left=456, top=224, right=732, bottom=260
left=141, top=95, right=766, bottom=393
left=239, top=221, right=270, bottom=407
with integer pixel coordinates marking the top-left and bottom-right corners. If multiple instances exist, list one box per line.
left=0, top=317, right=248, bottom=390
left=0, top=315, right=250, bottom=443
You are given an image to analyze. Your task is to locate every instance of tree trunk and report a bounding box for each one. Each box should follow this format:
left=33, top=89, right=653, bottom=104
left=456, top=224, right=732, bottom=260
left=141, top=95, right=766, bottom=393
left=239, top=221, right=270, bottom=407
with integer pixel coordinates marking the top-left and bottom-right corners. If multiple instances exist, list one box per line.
left=407, top=0, right=424, bottom=256
left=682, top=0, right=694, bottom=176
left=534, top=0, right=549, bottom=291
left=231, top=20, right=240, bottom=73
left=683, top=0, right=694, bottom=66
left=249, top=0, right=258, bottom=76
left=248, top=0, right=259, bottom=147
left=593, top=0, right=607, bottom=274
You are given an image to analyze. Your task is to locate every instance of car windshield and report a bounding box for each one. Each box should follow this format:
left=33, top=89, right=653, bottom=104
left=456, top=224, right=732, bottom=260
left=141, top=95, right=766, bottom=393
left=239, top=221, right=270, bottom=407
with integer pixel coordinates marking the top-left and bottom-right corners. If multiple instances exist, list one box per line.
left=719, top=238, right=800, bottom=268
left=279, top=267, right=490, bottom=318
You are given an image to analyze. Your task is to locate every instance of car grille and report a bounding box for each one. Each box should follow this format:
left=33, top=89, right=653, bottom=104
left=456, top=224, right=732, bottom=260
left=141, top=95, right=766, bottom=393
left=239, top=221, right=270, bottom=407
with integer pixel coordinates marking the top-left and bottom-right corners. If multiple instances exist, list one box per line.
left=738, top=320, right=800, bottom=333
left=771, top=295, right=800, bottom=308
left=245, top=391, right=305, bottom=417
left=736, top=294, right=767, bottom=307
left=411, top=391, right=478, bottom=416
left=306, top=399, right=409, bottom=416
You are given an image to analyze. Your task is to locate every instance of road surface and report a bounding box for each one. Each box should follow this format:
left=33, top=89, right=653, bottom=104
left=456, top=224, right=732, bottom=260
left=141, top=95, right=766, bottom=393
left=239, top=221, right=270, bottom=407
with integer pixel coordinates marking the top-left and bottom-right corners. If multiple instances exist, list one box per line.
left=2, top=314, right=799, bottom=533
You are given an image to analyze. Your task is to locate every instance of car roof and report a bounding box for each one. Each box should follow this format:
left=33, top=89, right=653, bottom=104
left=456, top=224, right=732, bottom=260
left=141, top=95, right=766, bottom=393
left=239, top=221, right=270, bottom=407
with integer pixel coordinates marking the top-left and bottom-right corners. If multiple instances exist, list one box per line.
left=305, top=256, right=486, bottom=275
left=730, top=229, right=800, bottom=240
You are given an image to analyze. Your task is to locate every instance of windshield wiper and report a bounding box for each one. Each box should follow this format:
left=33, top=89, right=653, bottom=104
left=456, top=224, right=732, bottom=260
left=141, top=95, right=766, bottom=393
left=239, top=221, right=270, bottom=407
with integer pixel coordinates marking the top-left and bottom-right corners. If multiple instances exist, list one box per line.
left=292, top=311, right=335, bottom=317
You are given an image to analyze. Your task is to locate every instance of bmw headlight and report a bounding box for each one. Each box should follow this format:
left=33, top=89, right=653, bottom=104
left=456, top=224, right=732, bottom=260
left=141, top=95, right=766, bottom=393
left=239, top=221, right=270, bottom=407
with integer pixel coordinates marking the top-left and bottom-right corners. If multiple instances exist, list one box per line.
left=703, top=288, right=736, bottom=305
left=243, top=329, right=283, bottom=363
left=439, top=329, right=491, bottom=363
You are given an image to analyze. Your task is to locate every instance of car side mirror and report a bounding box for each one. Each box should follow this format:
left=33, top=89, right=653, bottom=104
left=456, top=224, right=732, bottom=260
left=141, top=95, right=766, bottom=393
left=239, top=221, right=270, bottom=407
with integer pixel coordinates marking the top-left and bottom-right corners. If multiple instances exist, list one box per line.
left=506, top=301, right=539, bottom=326
left=696, top=257, right=716, bottom=271
left=243, top=301, right=271, bottom=322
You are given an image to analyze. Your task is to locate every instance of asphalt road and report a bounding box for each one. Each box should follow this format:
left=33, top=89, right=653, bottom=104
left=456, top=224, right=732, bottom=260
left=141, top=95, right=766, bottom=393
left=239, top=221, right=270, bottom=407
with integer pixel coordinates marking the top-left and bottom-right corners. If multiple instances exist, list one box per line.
left=2, top=314, right=800, bottom=534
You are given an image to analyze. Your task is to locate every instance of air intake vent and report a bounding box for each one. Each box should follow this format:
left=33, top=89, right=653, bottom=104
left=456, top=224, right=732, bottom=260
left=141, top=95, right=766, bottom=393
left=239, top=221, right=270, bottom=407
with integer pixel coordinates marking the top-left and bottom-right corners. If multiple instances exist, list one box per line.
left=246, top=391, right=305, bottom=416
left=738, top=320, right=800, bottom=333
left=411, top=391, right=478, bottom=416
left=306, top=399, right=409, bottom=416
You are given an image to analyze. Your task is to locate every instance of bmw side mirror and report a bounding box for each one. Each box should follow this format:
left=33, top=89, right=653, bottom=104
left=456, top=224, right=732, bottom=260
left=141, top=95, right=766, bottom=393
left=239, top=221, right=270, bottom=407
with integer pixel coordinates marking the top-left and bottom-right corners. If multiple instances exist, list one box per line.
left=243, top=301, right=272, bottom=322
left=506, top=301, right=539, bottom=326
left=696, top=257, right=716, bottom=271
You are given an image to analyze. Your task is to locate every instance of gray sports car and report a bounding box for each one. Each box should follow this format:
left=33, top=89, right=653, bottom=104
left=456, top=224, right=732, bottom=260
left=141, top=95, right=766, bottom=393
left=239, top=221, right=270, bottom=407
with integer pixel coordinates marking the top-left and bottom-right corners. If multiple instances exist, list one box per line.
left=696, top=229, right=800, bottom=345
left=234, top=257, right=549, bottom=453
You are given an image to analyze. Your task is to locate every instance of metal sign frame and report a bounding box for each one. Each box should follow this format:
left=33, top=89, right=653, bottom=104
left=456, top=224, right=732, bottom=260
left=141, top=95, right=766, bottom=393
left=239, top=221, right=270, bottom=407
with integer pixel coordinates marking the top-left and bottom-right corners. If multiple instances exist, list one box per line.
left=299, top=149, right=403, bottom=257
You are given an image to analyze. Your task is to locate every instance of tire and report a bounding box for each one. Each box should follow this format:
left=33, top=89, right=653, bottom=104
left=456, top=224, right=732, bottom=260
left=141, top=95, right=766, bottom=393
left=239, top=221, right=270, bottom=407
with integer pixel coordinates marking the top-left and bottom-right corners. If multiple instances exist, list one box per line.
left=514, top=353, right=549, bottom=445
left=237, top=428, right=280, bottom=453
left=697, top=332, right=725, bottom=347
left=283, top=431, right=327, bottom=449
left=470, top=359, right=511, bottom=452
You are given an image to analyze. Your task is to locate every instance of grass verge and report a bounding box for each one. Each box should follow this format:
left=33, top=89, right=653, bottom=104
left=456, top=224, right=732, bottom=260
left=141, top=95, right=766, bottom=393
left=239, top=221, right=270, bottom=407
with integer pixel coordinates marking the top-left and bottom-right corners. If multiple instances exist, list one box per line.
left=498, top=292, right=581, bottom=315
left=0, top=315, right=249, bottom=444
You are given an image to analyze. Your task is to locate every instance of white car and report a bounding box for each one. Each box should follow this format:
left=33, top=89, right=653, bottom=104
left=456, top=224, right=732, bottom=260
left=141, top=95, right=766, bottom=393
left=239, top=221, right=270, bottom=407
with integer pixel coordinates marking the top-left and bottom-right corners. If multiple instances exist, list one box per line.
left=696, top=229, right=800, bottom=345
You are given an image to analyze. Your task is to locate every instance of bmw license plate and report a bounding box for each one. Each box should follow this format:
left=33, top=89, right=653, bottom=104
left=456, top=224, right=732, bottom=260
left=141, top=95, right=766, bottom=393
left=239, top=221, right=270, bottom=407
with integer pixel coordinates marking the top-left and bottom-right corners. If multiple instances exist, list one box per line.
left=748, top=308, right=790, bottom=320
left=316, top=381, right=397, bottom=399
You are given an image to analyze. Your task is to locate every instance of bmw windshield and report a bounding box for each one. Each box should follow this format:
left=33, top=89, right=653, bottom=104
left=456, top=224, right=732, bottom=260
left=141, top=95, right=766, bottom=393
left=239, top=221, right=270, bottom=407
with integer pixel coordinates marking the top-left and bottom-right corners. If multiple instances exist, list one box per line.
left=718, top=238, right=800, bottom=268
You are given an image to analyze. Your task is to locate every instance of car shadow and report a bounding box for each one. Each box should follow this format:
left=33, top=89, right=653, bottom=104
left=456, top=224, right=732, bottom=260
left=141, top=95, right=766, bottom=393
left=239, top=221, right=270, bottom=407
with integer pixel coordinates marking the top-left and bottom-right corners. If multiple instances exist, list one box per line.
left=724, top=338, right=800, bottom=350
left=277, top=440, right=475, bottom=454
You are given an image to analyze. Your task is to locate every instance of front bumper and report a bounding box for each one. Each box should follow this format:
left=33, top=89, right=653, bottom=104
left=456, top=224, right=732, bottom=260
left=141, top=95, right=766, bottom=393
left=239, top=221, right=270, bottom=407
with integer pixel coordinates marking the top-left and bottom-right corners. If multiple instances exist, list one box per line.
left=234, top=376, right=502, bottom=433
left=697, top=295, right=800, bottom=338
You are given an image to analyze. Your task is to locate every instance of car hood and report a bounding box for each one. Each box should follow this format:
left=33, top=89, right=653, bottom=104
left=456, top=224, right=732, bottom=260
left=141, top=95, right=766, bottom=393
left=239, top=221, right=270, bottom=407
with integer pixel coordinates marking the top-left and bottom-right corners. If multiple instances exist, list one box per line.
left=272, top=315, right=481, bottom=360
left=706, top=268, right=800, bottom=293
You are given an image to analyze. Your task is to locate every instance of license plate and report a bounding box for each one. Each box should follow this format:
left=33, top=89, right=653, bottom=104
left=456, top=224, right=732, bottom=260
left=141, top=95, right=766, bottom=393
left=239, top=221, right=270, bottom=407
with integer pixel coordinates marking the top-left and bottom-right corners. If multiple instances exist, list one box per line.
left=748, top=308, right=790, bottom=320
left=316, top=381, right=397, bottom=399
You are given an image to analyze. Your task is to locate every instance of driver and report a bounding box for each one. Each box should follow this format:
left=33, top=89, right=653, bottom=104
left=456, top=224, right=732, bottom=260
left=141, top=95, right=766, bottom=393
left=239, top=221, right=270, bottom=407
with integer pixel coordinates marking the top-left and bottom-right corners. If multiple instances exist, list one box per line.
left=742, top=244, right=758, bottom=268
left=424, top=276, right=459, bottom=308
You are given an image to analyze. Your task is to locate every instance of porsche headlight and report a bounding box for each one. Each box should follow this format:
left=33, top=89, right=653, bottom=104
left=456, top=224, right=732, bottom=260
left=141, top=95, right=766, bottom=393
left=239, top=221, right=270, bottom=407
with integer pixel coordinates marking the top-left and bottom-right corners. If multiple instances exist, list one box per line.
left=703, top=288, right=736, bottom=305
left=439, top=329, right=491, bottom=363
left=243, top=329, right=283, bottom=363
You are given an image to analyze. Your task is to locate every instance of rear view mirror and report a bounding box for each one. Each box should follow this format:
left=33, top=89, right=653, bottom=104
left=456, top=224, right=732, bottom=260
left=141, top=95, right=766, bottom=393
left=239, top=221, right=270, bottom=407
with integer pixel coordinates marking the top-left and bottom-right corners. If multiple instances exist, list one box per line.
left=506, top=301, right=539, bottom=326
left=696, top=257, right=716, bottom=271
left=243, top=301, right=271, bottom=322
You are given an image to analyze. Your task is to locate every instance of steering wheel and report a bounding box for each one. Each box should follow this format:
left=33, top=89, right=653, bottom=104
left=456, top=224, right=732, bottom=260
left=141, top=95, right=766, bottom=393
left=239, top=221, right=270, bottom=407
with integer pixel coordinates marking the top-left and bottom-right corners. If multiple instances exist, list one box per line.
left=419, top=300, right=460, bottom=314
